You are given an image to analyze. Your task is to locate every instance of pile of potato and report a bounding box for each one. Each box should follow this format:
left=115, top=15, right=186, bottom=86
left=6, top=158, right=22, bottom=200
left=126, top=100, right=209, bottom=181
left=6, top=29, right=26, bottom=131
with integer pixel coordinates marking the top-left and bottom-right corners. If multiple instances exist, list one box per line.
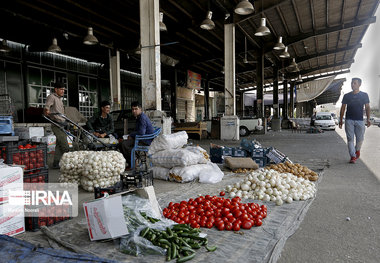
left=233, top=168, right=257, bottom=174
left=265, top=162, right=318, bottom=181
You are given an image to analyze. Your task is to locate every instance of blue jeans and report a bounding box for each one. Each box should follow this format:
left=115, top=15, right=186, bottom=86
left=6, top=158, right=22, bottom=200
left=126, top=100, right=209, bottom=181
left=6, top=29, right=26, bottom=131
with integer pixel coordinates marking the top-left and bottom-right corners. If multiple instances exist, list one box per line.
left=344, top=119, right=365, bottom=157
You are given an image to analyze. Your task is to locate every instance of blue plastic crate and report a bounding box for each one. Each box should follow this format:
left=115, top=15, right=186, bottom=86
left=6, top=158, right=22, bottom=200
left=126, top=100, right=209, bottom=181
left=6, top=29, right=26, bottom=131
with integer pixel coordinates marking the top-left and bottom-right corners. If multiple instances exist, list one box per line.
left=0, top=116, right=14, bottom=135
left=252, top=156, right=268, bottom=167
left=210, top=146, right=233, bottom=163
left=232, top=147, right=247, bottom=157
left=251, top=147, right=269, bottom=158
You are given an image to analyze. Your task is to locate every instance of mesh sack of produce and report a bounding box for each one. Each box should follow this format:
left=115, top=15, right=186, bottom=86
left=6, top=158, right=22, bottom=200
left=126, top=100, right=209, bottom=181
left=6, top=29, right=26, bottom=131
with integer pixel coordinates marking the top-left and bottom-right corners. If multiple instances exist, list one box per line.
left=150, top=166, right=170, bottom=181
left=148, top=131, right=188, bottom=155
left=169, top=164, right=209, bottom=183
left=184, top=145, right=209, bottom=164
left=149, top=149, right=200, bottom=168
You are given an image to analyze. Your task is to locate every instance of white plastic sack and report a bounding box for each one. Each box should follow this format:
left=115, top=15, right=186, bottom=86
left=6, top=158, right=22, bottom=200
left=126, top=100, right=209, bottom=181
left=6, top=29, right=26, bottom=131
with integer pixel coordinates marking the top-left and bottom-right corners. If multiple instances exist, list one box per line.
left=149, top=149, right=200, bottom=168
left=198, top=162, right=224, bottom=184
left=184, top=146, right=209, bottom=164
left=151, top=166, right=170, bottom=181
left=148, top=131, right=188, bottom=155
left=169, top=164, right=209, bottom=183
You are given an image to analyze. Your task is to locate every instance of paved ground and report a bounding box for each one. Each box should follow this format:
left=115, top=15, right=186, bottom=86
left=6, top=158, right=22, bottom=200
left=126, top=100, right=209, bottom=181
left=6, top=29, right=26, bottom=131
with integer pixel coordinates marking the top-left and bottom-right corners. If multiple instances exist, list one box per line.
left=23, top=126, right=380, bottom=262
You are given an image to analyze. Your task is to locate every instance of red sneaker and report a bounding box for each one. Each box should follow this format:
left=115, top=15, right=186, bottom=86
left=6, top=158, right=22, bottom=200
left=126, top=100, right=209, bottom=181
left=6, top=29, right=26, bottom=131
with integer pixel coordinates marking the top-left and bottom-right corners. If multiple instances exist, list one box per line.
left=349, top=157, right=357, bottom=163
left=355, top=150, right=360, bottom=159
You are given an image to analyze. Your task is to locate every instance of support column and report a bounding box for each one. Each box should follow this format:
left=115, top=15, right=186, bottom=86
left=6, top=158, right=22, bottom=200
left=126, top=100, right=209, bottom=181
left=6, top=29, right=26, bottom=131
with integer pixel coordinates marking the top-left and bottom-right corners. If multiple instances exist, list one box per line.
left=109, top=49, right=121, bottom=111
left=289, top=81, right=295, bottom=118
left=283, top=79, right=288, bottom=119
left=272, top=66, right=281, bottom=131
left=224, top=23, right=235, bottom=116
left=256, top=47, right=265, bottom=119
left=204, top=79, right=210, bottom=120
left=140, top=0, right=161, bottom=111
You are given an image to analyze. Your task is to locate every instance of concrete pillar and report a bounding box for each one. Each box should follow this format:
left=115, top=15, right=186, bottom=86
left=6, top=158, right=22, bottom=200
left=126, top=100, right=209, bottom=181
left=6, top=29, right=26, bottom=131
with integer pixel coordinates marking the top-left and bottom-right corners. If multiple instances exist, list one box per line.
left=224, top=23, right=235, bottom=116
left=289, top=81, right=295, bottom=118
left=109, top=49, right=121, bottom=111
left=204, top=79, right=210, bottom=120
left=256, top=47, right=264, bottom=119
left=140, top=0, right=161, bottom=111
left=283, top=79, right=288, bottom=119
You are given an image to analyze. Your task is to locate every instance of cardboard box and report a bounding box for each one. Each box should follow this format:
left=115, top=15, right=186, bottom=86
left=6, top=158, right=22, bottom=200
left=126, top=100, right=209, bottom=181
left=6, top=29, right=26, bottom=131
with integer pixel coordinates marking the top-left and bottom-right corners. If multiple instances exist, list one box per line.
left=83, top=186, right=161, bottom=241
left=0, top=166, right=23, bottom=204
left=0, top=202, right=25, bottom=236
left=14, top=127, right=44, bottom=139
left=83, top=194, right=128, bottom=241
left=42, top=134, right=56, bottom=153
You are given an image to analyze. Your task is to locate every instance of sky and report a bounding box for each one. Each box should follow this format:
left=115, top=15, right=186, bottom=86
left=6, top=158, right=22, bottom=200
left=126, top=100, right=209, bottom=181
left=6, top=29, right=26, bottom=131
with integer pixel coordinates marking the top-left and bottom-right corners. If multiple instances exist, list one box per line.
left=337, top=7, right=380, bottom=109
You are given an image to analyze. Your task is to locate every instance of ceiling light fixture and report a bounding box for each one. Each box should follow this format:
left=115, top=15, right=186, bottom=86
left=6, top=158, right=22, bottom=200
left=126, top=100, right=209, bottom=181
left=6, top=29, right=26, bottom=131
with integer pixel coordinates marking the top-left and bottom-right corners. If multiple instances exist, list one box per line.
left=0, top=40, right=11, bottom=52
left=273, top=36, right=285, bottom=50
left=255, top=18, right=271, bottom=36
left=279, top=46, right=290, bottom=58
left=234, top=0, right=254, bottom=15
left=296, top=74, right=303, bottom=83
left=83, top=27, right=99, bottom=45
left=159, top=12, right=167, bottom=32
left=200, top=11, right=215, bottom=30
left=48, top=38, right=61, bottom=52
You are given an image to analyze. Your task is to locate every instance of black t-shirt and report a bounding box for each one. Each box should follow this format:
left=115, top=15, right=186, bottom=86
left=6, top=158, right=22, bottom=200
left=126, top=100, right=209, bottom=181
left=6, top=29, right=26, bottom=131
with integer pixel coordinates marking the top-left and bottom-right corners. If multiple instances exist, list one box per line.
left=342, top=91, right=369, bottom=121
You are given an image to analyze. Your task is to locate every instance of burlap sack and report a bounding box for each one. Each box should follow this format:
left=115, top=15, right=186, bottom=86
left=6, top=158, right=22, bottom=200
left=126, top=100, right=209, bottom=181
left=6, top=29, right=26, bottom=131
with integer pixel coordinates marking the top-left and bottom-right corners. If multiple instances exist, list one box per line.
left=224, top=157, right=259, bottom=170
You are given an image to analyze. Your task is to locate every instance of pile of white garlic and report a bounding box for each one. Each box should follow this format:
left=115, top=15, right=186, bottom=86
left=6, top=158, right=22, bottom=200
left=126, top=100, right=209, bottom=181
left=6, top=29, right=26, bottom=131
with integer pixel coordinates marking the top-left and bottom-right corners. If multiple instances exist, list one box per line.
left=59, top=151, right=126, bottom=192
left=224, top=169, right=316, bottom=205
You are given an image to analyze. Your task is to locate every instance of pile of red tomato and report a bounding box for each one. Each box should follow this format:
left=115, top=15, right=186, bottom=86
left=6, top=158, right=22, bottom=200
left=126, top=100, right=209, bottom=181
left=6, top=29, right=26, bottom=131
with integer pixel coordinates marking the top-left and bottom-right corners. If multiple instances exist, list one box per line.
left=162, top=195, right=267, bottom=231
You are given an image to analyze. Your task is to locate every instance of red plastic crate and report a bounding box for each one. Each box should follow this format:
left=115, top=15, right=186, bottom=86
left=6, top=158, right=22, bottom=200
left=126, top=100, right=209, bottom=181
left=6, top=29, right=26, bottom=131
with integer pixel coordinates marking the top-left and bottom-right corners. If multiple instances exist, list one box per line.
left=0, top=142, right=47, bottom=172
left=25, top=205, right=72, bottom=231
left=24, top=169, right=49, bottom=184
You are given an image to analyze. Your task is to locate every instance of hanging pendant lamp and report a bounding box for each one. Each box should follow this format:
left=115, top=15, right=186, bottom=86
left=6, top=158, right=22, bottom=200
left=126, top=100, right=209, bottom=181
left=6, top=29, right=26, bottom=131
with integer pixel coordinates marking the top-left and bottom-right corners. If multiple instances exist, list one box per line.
left=279, top=46, right=290, bottom=58
left=255, top=18, right=271, bottom=36
left=83, top=27, right=99, bottom=45
left=48, top=38, right=61, bottom=52
left=159, top=12, right=167, bottom=32
left=0, top=40, right=11, bottom=52
left=200, top=11, right=215, bottom=30
left=273, top=36, right=285, bottom=50
left=234, top=0, right=254, bottom=15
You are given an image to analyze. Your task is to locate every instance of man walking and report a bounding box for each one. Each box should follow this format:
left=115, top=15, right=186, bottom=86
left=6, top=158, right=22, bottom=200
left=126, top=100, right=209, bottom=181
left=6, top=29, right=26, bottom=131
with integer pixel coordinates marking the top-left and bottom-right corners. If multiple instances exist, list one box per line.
left=44, top=82, right=69, bottom=168
left=339, top=77, right=371, bottom=163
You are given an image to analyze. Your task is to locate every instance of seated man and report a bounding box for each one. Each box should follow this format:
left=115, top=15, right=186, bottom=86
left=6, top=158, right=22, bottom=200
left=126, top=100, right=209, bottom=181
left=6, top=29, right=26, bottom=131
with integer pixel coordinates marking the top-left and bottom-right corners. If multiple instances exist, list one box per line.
left=87, top=101, right=115, bottom=138
left=120, top=101, right=154, bottom=168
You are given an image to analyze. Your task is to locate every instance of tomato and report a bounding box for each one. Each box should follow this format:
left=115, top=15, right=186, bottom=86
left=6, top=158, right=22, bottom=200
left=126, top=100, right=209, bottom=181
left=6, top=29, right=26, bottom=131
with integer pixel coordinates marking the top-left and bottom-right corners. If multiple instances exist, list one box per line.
left=228, top=216, right=236, bottom=223
left=225, top=222, right=233, bottom=231
left=219, top=191, right=225, bottom=196
left=222, top=208, right=230, bottom=216
left=216, top=221, right=225, bottom=231
left=261, top=211, right=267, bottom=218
left=206, top=221, right=214, bottom=228
left=187, top=205, right=195, bottom=211
left=255, top=219, right=263, bottom=226
left=196, top=208, right=204, bottom=215
left=232, top=222, right=241, bottom=231
left=205, top=195, right=211, bottom=200
left=25, top=144, right=32, bottom=149
left=184, top=216, right=189, bottom=224
left=242, top=220, right=253, bottom=229
left=18, top=145, right=24, bottom=149
left=233, top=210, right=242, bottom=218
left=178, top=211, right=185, bottom=219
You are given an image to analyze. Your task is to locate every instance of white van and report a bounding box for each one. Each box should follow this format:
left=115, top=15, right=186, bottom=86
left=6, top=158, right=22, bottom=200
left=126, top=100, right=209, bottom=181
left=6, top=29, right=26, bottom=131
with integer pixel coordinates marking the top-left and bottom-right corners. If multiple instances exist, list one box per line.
left=315, top=112, right=336, bottom=130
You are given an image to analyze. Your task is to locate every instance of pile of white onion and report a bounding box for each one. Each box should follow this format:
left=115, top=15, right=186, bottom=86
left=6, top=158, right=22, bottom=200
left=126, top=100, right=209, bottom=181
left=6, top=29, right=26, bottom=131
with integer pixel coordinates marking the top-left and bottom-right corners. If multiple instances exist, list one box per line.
left=224, top=169, right=316, bottom=205
left=59, top=151, right=126, bottom=192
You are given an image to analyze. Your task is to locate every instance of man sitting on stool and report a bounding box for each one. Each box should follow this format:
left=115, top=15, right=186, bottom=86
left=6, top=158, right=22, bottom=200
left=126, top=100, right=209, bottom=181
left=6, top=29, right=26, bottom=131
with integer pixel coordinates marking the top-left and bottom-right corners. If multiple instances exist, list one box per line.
left=120, top=101, right=154, bottom=168
left=87, top=101, right=116, bottom=138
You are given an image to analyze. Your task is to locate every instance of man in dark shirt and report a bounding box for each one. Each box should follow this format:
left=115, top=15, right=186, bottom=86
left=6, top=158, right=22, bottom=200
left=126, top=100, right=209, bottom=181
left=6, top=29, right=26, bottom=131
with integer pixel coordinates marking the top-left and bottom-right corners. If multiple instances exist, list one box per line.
left=339, top=77, right=371, bottom=163
left=120, top=101, right=154, bottom=167
left=87, top=101, right=115, bottom=138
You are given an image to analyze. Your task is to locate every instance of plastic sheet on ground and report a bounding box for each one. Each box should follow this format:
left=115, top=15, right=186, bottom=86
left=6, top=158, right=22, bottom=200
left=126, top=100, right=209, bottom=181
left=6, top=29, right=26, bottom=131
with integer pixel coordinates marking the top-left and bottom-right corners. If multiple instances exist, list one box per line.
left=14, top=159, right=328, bottom=263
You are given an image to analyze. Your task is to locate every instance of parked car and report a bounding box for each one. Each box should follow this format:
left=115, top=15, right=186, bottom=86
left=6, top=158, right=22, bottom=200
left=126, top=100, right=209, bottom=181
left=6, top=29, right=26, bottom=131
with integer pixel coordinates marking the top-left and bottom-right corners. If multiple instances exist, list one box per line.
left=110, top=110, right=136, bottom=138
left=367, top=116, right=380, bottom=125
left=314, top=112, right=336, bottom=130
left=239, top=118, right=263, bottom=136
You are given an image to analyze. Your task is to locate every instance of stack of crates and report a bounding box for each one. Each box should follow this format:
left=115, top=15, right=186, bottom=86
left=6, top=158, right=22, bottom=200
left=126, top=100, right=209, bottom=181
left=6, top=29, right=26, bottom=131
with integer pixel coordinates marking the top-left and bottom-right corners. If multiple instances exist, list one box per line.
left=25, top=204, right=72, bottom=231
left=266, top=147, right=291, bottom=164
left=210, top=146, right=233, bottom=163
left=0, top=116, right=14, bottom=136
left=0, top=142, right=48, bottom=182
left=251, top=148, right=270, bottom=167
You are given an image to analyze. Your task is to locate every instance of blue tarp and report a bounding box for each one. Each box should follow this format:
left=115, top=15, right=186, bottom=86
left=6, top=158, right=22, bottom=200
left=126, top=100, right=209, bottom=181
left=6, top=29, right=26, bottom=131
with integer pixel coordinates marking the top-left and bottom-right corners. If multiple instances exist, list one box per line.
left=0, top=235, right=117, bottom=263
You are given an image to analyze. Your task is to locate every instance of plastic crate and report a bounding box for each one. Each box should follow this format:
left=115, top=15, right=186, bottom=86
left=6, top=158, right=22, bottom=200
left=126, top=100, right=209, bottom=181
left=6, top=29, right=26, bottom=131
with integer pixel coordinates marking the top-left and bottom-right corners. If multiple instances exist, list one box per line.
left=0, top=142, right=47, bottom=172
left=266, top=147, right=289, bottom=164
left=25, top=205, right=72, bottom=231
left=251, top=148, right=268, bottom=158
left=232, top=147, right=247, bottom=157
left=252, top=157, right=269, bottom=167
left=23, top=168, right=49, bottom=184
left=0, top=116, right=14, bottom=135
left=121, top=170, right=153, bottom=190
left=94, top=181, right=124, bottom=199
left=240, top=139, right=262, bottom=153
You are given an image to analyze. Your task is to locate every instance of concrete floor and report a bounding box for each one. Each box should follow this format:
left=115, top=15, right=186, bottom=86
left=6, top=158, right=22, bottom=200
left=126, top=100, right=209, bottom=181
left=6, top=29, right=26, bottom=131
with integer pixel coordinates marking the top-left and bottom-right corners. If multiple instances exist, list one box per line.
left=23, top=126, right=380, bottom=262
